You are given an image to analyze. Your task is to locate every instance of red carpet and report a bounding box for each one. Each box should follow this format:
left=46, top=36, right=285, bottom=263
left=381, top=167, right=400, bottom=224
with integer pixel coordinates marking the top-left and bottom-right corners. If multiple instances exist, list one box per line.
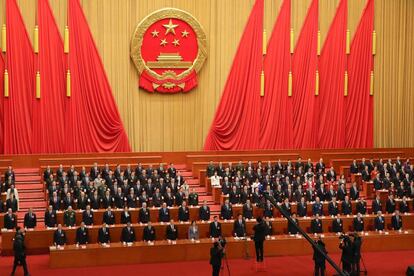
left=0, top=250, right=411, bottom=275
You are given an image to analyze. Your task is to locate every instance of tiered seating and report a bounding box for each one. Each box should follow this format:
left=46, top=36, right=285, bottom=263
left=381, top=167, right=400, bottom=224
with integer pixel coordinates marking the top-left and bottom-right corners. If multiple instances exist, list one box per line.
left=2, top=213, right=414, bottom=256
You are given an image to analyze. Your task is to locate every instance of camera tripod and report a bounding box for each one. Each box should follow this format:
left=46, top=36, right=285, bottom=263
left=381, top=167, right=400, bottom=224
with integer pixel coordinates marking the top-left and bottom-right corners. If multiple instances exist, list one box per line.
left=221, top=251, right=231, bottom=276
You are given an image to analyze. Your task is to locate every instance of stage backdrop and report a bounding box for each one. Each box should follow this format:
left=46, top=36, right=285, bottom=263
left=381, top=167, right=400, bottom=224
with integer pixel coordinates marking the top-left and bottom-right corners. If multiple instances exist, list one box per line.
left=0, top=0, right=413, bottom=151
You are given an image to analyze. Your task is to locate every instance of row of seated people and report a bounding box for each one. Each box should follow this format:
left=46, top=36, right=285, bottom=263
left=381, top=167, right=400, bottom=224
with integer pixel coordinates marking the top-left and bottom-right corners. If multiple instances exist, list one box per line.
left=3, top=190, right=411, bottom=231
left=45, top=164, right=200, bottom=211
left=207, top=158, right=414, bottom=195
left=47, top=186, right=200, bottom=211
left=206, top=157, right=414, bottom=180
left=0, top=166, right=16, bottom=193
left=10, top=210, right=407, bottom=249
left=44, top=162, right=185, bottom=192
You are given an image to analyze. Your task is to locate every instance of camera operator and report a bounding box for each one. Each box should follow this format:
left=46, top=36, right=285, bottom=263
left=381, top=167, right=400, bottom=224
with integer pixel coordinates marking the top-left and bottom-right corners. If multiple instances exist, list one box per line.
left=352, top=233, right=362, bottom=275
left=313, top=237, right=327, bottom=276
left=339, top=234, right=353, bottom=274
left=210, top=239, right=225, bottom=276
left=253, top=216, right=266, bottom=262
left=11, top=226, right=30, bottom=276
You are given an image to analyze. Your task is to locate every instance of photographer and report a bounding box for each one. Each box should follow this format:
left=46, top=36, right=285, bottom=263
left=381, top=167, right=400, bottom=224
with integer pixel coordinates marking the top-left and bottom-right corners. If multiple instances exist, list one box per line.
left=210, top=240, right=224, bottom=276
left=11, top=226, right=30, bottom=276
left=339, top=235, right=353, bottom=274
left=253, top=216, right=266, bottom=262
left=352, top=233, right=362, bottom=275
left=313, top=237, right=327, bottom=276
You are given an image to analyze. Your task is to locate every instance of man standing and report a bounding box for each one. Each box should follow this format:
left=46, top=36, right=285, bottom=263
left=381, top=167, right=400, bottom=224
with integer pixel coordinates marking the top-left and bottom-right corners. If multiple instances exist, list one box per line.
left=313, top=237, right=327, bottom=276
left=11, top=226, right=29, bottom=276
left=121, top=222, right=136, bottom=243
left=253, top=217, right=266, bottom=262
left=23, top=208, right=37, bottom=229
left=76, top=222, right=89, bottom=245
left=4, top=208, right=17, bottom=230
left=199, top=200, right=211, bottom=221
left=44, top=205, right=57, bottom=228
left=98, top=223, right=111, bottom=244
left=233, top=214, right=246, bottom=237
left=209, top=216, right=222, bottom=238
left=53, top=224, right=66, bottom=246
left=210, top=241, right=224, bottom=276
left=63, top=206, right=76, bottom=227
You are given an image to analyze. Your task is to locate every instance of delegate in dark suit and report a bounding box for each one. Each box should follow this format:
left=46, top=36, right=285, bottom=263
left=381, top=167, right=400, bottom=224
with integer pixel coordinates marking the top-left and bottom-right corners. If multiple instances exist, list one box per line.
left=143, top=225, right=156, bottom=241
left=332, top=218, right=343, bottom=233
left=53, top=229, right=67, bottom=245
left=76, top=226, right=89, bottom=245
left=199, top=205, right=211, bottom=221
left=233, top=219, right=246, bottom=237
left=4, top=213, right=17, bottom=229
left=311, top=218, right=323, bottom=233
left=44, top=209, right=57, bottom=228
left=166, top=224, right=178, bottom=240
left=98, top=226, right=111, bottom=243
left=23, top=212, right=37, bottom=229
left=391, top=214, right=403, bottom=230
left=121, top=226, right=136, bottom=243
left=209, top=220, right=222, bottom=238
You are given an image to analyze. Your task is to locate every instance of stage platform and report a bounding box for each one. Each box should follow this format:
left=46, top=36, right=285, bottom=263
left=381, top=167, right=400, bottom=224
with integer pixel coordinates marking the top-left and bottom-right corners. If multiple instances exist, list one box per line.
left=48, top=230, right=414, bottom=268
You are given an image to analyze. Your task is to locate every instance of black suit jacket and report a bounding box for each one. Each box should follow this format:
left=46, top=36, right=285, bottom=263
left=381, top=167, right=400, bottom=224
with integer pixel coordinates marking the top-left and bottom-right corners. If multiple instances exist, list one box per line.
left=288, top=219, right=299, bottom=234
left=159, top=208, right=170, bottom=222
left=98, top=227, right=111, bottom=243
left=353, top=218, right=364, bottom=232
left=121, top=227, right=136, bottom=242
left=391, top=215, right=402, bottom=230
left=121, top=212, right=132, bottom=224
left=374, top=216, right=385, bottom=231
left=76, top=227, right=89, bottom=244
left=139, top=208, right=150, bottom=223
left=209, top=221, right=222, bottom=238
left=82, top=211, right=94, bottom=226
left=233, top=219, right=246, bottom=237
left=178, top=206, right=190, bottom=222
left=103, top=211, right=115, bottom=225
left=199, top=206, right=210, bottom=221
left=143, top=226, right=156, bottom=241
left=4, top=214, right=17, bottom=229
left=220, top=204, right=233, bottom=220
left=332, top=219, right=343, bottom=233
left=44, top=210, right=57, bottom=227
left=166, top=225, right=178, bottom=240
left=253, top=221, right=266, bottom=241
left=54, top=229, right=67, bottom=245
left=24, top=213, right=37, bottom=228
left=311, top=219, right=323, bottom=233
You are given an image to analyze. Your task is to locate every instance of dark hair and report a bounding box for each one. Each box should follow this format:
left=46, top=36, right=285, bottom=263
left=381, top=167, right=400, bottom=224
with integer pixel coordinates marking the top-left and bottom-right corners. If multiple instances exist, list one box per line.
left=15, top=226, right=21, bottom=232
left=256, top=216, right=263, bottom=223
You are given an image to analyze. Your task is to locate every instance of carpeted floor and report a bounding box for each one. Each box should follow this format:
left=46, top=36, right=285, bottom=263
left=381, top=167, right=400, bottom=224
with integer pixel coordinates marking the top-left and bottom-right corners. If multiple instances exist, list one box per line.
left=0, top=250, right=412, bottom=276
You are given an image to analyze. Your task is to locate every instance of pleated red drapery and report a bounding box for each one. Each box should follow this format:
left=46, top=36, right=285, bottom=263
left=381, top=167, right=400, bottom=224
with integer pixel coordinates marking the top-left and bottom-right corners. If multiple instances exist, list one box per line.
left=345, top=0, right=374, bottom=148
left=260, top=0, right=292, bottom=149
left=3, top=0, right=35, bottom=154
left=204, top=0, right=263, bottom=150
left=66, top=0, right=130, bottom=152
left=32, top=0, right=67, bottom=153
left=292, top=0, right=319, bottom=149
left=316, top=0, right=347, bottom=148
left=0, top=53, right=4, bottom=154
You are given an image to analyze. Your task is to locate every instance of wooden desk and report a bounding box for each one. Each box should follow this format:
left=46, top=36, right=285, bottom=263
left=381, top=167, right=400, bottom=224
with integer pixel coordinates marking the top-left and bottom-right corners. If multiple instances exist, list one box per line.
left=3, top=213, right=414, bottom=256
left=54, top=207, right=199, bottom=226
left=49, top=231, right=414, bottom=268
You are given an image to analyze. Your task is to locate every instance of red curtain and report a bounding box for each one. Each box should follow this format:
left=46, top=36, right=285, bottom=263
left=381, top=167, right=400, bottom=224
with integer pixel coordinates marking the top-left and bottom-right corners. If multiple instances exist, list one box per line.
left=204, top=0, right=263, bottom=150
left=3, top=0, right=35, bottom=154
left=345, top=0, right=374, bottom=148
left=292, top=0, right=319, bottom=149
left=66, top=0, right=130, bottom=152
left=259, top=0, right=292, bottom=149
left=32, top=0, right=67, bottom=153
left=316, top=0, right=347, bottom=148
left=0, top=52, right=4, bottom=153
